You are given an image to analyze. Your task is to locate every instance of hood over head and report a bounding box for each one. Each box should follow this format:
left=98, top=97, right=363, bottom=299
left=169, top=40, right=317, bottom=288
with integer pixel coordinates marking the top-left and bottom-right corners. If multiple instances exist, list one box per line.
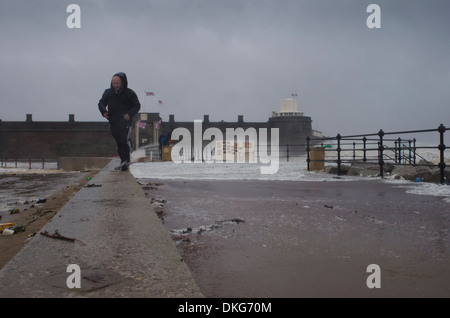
left=111, top=72, right=128, bottom=92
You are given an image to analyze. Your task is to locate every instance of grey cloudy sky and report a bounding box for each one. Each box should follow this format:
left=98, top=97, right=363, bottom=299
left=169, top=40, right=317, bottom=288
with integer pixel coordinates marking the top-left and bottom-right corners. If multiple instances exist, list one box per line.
left=0, top=0, right=449, bottom=137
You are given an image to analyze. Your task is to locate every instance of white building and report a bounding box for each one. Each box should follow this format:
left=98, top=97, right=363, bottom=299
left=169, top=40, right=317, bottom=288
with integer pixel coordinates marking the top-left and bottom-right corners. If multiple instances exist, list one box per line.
left=272, top=98, right=323, bottom=138
left=272, top=98, right=304, bottom=117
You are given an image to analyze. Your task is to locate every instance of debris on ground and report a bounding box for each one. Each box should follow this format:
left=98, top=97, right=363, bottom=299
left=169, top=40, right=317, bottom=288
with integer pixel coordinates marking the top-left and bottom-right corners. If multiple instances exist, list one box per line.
left=171, top=218, right=245, bottom=236
left=84, top=183, right=102, bottom=188
left=9, top=208, right=20, bottom=214
left=40, top=229, right=86, bottom=245
left=0, top=223, right=17, bottom=231
left=0, top=223, right=25, bottom=235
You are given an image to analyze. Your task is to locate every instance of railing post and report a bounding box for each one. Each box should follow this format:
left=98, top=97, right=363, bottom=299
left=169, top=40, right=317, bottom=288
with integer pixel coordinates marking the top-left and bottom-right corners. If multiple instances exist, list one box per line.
left=397, top=137, right=402, bottom=164
left=378, top=129, right=385, bottom=178
left=353, top=142, right=356, bottom=160
left=306, top=136, right=311, bottom=171
left=337, top=134, right=342, bottom=176
left=394, top=140, right=398, bottom=163
left=438, top=124, right=446, bottom=184
left=413, top=138, right=416, bottom=165
left=286, top=144, right=290, bottom=162
left=362, top=137, right=367, bottom=162
left=408, top=139, right=412, bottom=164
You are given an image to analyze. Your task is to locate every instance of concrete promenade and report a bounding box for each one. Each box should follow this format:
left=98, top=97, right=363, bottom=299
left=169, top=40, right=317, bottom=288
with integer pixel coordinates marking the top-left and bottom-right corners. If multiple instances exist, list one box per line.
left=0, top=159, right=203, bottom=297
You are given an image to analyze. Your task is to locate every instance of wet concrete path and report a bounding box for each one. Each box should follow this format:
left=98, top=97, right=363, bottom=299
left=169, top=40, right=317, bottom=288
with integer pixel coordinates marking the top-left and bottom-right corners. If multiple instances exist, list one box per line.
left=140, top=178, right=450, bottom=297
left=0, top=160, right=203, bottom=298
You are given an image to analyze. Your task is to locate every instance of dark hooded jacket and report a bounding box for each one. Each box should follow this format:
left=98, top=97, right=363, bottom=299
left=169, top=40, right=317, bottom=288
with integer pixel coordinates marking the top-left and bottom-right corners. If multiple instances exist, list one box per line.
left=98, top=72, right=141, bottom=129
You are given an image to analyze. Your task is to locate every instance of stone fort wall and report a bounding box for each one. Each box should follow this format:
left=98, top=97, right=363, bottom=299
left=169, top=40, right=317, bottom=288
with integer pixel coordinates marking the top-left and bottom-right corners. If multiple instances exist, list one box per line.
left=0, top=113, right=313, bottom=159
left=0, top=114, right=116, bottom=159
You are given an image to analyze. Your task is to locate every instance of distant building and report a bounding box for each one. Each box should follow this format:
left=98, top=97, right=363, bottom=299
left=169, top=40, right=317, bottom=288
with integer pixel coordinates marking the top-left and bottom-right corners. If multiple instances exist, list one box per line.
left=268, top=98, right=323, bottom=147
left=139, top=98, right=322, bottom=157
left=272, top=98, right=304, bottom=117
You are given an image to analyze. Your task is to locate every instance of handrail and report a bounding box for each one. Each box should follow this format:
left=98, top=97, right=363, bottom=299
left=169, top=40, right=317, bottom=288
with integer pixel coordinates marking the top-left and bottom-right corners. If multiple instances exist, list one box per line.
left=0, top=158, right=57, bottom=170
left=306, top=124, right=447, bottom=184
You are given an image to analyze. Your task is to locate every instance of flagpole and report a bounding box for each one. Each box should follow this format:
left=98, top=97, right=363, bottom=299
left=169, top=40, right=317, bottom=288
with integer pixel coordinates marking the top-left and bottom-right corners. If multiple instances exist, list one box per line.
left=136, top=119, right=139, bottom=151
left=144, top=91, right=147, bottom=113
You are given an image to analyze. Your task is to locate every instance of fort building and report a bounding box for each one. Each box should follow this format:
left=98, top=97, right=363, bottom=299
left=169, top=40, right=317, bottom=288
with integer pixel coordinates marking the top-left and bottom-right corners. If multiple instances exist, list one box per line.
left=0, top=98, right=321, bottom=160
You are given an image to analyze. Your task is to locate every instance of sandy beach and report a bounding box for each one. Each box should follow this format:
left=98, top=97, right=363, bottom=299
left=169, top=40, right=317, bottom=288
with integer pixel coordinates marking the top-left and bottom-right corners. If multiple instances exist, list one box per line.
left=0, top=170, right=98, bottom=269
left=139, top=178, right=450, bottom=297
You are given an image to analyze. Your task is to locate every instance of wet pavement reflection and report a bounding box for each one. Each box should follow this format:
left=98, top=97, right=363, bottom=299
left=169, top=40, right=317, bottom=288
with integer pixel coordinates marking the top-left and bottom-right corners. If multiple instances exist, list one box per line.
left=139, top=179, right=450, bottom=297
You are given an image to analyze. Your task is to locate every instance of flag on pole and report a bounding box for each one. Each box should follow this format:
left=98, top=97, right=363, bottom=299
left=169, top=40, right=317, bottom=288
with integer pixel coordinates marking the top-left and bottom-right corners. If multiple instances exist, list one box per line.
left=138, top=120, right=146, bottom=129
left=145, top=91, right=155, bottom=96
left=155, top=119, right=162, bottom=130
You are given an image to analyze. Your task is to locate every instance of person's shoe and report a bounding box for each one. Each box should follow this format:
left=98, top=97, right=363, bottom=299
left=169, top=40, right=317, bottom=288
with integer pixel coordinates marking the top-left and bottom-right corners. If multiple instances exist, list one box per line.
left=121, top=160, right=130, bottom=171
left=115, top=161, right=125, bottom=170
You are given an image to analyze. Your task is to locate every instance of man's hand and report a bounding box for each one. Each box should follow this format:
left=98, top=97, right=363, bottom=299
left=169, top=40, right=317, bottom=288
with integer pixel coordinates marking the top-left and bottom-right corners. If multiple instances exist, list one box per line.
left=123, top=114, right=130, bottom=121
left=103, top=112, right=109, bottom=119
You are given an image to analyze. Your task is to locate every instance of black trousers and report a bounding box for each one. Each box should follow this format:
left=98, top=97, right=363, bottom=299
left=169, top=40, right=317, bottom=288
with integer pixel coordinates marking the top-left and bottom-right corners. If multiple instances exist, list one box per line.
left=111, top=125, right=132, bottom=163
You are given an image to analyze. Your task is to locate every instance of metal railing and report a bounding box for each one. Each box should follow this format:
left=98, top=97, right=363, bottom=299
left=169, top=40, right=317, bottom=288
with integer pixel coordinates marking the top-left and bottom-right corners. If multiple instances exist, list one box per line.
left=306, top=124, right=447, bottom=184
left=143, top=143, right=161, bottom=160
left=0, top=158, right=57, bottom=170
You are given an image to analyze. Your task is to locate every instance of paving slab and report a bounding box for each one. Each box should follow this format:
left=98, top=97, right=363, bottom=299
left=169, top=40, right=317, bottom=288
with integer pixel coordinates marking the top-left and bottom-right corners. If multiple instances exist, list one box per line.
left=0, top=159, right=203, bottom=298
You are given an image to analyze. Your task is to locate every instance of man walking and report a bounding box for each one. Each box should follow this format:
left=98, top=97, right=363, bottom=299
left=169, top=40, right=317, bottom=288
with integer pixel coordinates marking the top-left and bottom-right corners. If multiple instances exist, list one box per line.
left=98, top=72, right=141, bottom=171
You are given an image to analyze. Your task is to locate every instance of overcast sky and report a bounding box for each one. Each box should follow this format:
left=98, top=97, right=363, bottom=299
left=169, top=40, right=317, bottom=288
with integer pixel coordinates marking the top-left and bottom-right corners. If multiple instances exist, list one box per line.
left=0, top=0, right=449, bottom=137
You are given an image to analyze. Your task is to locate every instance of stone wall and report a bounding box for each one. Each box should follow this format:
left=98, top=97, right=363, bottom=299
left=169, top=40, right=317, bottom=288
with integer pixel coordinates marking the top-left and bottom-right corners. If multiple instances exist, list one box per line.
left=161, top=114, right=313, bottom=155
left=0, top=115, right=116, bottom=159
left=0, top=112, right=315, bottom=159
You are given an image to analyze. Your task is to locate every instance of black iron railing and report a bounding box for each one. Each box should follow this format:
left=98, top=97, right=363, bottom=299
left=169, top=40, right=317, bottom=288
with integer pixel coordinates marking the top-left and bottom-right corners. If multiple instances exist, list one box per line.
left=306, top=124, right=447, bottom=184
